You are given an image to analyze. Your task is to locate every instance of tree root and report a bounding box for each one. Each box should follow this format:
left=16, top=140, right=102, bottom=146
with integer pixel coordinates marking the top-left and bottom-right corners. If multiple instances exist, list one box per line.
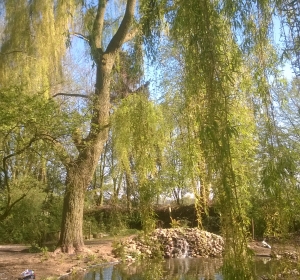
left=53, top=245, right=93, bottom=255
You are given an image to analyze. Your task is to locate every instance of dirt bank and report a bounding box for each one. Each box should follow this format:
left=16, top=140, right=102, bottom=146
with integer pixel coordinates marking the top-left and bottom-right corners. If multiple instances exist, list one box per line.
left=0, top=238, right=119, bottom=280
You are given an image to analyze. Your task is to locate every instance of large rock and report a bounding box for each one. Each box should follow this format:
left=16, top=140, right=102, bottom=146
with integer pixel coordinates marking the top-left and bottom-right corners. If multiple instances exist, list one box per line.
left=114, top=228, right=224, bottom=262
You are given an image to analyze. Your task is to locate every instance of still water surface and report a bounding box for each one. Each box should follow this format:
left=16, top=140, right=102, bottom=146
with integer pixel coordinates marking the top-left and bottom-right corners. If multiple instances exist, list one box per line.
left=69, top=257, right=297, bottom=280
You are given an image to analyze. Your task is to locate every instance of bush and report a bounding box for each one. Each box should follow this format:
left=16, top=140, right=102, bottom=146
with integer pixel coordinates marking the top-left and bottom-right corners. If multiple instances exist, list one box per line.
left=0, top=191, right=63, bottom=245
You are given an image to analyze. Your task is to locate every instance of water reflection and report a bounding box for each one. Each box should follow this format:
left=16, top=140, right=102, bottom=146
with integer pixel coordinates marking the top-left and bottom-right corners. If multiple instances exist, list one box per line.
left=71, top=258, right=223, bottom=280
left=163, top=258, right=223, bottom=279
left=69, top=257, right=299, bottom=280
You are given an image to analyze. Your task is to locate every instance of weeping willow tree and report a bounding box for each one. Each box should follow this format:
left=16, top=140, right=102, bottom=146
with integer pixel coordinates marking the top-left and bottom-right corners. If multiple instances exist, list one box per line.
left=163, top=0, right=300, bottom=278
left=169, top=2, right=253, bottom=278
left=151, top=0, right=294, bottom=278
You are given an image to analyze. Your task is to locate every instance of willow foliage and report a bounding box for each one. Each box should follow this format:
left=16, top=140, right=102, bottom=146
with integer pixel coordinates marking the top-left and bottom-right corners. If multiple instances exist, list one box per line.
left=169, top=0, right=261, bottom=278
left=0, top=0, right=80, bottom=96
left=111, top=93, right=167, bottom=231
left=112, top=94, right=165, bottom=178
left=158, top=0, right=300, bottom=277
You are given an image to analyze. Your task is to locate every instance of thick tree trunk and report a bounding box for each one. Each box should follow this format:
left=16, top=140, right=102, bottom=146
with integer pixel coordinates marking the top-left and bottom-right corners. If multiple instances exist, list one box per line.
left=58, top=142, right=108, bottom=252
left=59, top=174, right=85, bottom=253
left=57, top=0, right=136, bottom=253
left=58, top=164, right=90, bottom=253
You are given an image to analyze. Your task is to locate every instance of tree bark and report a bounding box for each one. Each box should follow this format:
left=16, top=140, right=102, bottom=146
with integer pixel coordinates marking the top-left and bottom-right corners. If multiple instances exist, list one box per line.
left=58, top=0, right=137, bottom=253
left=59, top=168, right=85, bottom=253
left=58, top=145, right=107, bottom=252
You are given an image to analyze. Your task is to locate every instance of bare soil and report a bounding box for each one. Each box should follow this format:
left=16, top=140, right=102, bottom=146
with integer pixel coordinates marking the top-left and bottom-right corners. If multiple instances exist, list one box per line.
left=0, top=237, right=121, bottom=280
left=0, top=237, right=298, bottom=280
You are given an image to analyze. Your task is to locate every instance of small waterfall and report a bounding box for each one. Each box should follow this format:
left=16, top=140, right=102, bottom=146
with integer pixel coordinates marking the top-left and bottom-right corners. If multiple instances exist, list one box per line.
left=173, top=238, right=189, bottom=258
left=181, top=239, right=189, bottom=258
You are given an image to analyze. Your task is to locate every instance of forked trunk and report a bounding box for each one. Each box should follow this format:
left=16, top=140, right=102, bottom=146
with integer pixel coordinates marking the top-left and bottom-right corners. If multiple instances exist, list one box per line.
left=57, top=0, right=136, bottom=253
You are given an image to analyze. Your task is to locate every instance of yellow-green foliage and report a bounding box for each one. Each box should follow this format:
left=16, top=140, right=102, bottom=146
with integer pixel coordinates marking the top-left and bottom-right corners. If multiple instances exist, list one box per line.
left=171, top=0, right=261, bottom=278
left=112, top=94, right=167, bottom=184
left=112, top=93, right=168, bottom=231
left=0, top=0, right=79, bottom=96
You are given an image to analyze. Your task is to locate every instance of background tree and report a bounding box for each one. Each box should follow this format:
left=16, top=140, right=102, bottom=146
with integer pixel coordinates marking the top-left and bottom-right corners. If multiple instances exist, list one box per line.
left=0, top=86, right=68, bottom=221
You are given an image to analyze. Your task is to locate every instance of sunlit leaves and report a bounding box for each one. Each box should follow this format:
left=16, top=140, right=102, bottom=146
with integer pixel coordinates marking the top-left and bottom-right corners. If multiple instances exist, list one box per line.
left=111, top=93, right=168, bottom=231
left=0, top=0, right=79, bottom=96
left=112, top=93, right=166, bottom=183
left=169, top=0, right=260, bottom=277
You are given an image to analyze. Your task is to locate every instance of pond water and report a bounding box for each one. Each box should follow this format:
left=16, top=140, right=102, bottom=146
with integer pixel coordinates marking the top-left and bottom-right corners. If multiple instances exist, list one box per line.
left=68, top=257, right=299, bottom=280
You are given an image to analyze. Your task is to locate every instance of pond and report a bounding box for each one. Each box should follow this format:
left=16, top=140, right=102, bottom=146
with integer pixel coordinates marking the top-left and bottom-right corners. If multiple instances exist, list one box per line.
left=67, top=257, right=299, bottom=280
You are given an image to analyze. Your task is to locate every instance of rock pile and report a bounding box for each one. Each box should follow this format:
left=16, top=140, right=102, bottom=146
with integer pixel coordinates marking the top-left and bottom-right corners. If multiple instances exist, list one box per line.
left=114, top=228, right=224, bottom=261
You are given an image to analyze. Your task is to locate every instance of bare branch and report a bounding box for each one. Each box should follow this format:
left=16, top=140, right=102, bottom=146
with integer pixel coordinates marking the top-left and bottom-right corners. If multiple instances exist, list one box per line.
left=92, top=0, right=108, bottom=49
left=70, top=32, right=89, bottom=42
left=52, top=92, right=90, bottom=99
left=106, top=0, right=137, bottom=54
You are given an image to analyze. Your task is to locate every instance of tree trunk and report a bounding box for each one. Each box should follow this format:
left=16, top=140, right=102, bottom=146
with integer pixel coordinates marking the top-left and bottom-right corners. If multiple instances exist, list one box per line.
left=58, top=62, right=111, bottom=252
left=58, top=135, right=109, bottom=252
left=59, top=168, right=85, bottom=253
left=58, top=0, right=137, bottom=253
